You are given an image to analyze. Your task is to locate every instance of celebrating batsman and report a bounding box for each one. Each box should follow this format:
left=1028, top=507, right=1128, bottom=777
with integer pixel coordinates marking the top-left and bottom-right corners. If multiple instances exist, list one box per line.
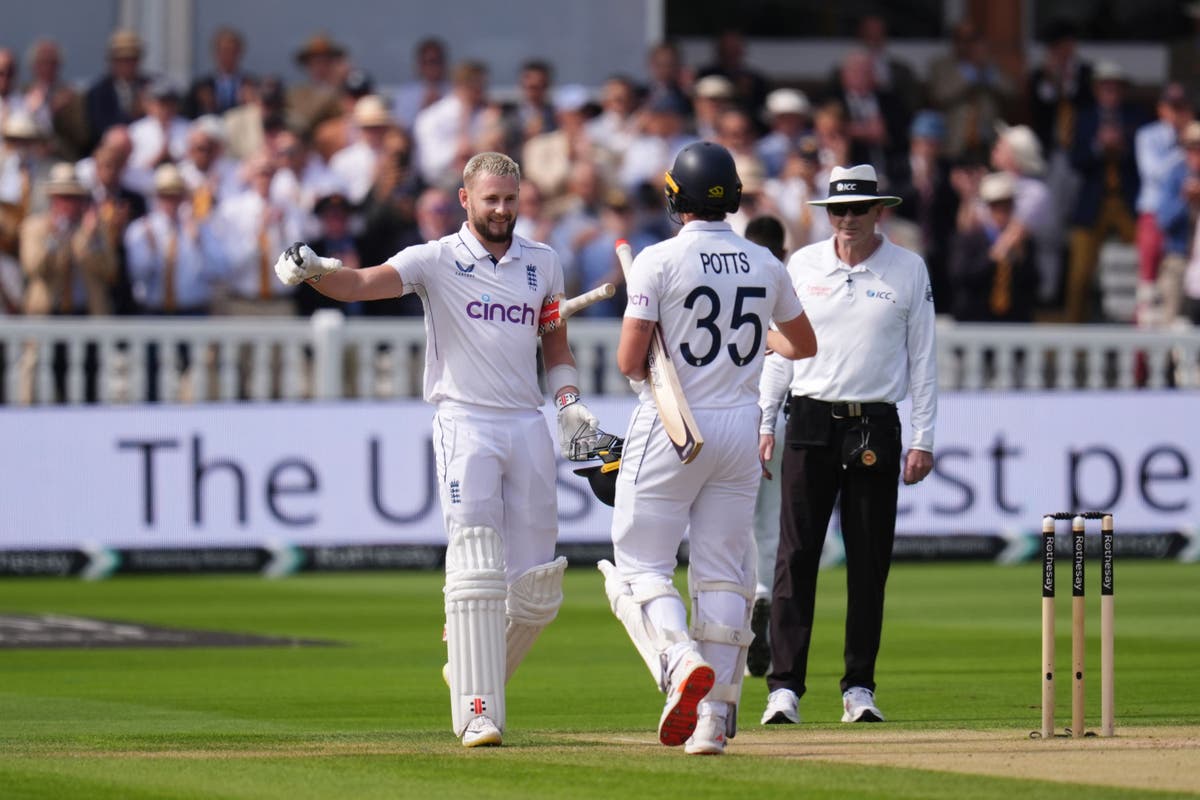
left=598, top=142, right=817, bottom=755
left=274, top=152, right=597, bottom=748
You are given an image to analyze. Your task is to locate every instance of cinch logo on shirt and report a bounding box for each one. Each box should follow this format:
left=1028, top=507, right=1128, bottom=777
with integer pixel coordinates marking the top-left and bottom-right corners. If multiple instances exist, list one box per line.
left=466, top=294, right=537, bottom=326
left=628, top=292, right=650, bottom=307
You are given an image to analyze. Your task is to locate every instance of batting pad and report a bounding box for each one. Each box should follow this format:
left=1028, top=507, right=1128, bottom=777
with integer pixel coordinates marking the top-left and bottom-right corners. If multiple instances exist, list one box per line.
left=597, top=559, right=688, bottom=690
left=505, top=556, right=568, bottom=682
left=689, top=560, right=755, bottom=738
left=445, top=525, right=507, bottom=736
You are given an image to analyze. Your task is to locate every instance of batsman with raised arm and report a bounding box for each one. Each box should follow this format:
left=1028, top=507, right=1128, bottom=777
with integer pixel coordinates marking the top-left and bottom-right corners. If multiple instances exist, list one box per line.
left=275, top=152, right=601, bottom=748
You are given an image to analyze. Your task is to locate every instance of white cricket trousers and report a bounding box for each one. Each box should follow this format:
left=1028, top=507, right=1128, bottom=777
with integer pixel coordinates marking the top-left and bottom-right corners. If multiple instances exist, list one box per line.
left=611, top=403, right=760, bottom=587
left=432, top=401, right=559, bottom=582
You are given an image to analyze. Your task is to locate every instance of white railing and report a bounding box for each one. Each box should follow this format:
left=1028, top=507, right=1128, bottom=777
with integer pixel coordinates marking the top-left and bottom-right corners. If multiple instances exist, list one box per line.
left=0, top=312, right=1198, bottom=405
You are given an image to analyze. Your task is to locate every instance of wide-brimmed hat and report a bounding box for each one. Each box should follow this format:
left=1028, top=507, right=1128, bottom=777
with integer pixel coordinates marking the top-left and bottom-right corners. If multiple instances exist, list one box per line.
left=294, top=34, right=346, bottom=65
left=807, top=164, right=901, bottom=207
left=153, top=163, right=187, bottom=195
left=765, top=88, right=810, bottom=119
left=44, top=162, right=88, bottom=197
left=694, top=75, right=734, bottom=101
left=979, top=171, right=1016, bottom=203
left=353, top=94, right=392, bottom=127
left=2, top=111, right=42, bottom=141
left=107, top=29, right=143, bottom=59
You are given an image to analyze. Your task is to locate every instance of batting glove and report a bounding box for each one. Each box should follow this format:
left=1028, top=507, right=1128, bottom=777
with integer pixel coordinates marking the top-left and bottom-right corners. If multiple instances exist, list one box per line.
left=274, top=242, right=343, bottom=286
left=556, top=392, right=600, bottom=460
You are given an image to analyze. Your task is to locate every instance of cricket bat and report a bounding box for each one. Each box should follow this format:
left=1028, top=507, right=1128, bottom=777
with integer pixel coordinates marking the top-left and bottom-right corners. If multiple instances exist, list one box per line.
left=614, top=239, right=703, bottom=464
left=538, top=283, right=616, bottom=335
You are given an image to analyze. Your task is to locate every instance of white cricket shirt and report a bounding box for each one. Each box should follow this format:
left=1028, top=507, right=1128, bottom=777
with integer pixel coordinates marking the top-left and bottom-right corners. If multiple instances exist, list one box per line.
left=387, top=223, right=564, bottom=410
left=774, top=234, right=937, bottom=451
left=624, top=220, right=804, bottom=409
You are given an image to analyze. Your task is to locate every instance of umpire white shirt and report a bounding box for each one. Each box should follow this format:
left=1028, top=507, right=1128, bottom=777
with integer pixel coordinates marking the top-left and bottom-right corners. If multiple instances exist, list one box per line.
left=624, top=220, right=805, bottom=409
left=773, top=234, right=937, bottom=451
left=387, top=223, right=565, bottom=410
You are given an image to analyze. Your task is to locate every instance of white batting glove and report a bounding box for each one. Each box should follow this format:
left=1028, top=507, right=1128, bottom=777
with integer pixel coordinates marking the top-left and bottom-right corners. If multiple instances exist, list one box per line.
left=274, top=242, right=343, bottom=286
left=556, top=392, right=600, bottom=460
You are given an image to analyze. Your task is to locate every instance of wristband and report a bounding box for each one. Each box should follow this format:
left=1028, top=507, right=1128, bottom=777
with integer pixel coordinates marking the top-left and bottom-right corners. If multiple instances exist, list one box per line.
left=555, top=391, right=580, bottom=411
left=545, top=363, right=580, bottom=398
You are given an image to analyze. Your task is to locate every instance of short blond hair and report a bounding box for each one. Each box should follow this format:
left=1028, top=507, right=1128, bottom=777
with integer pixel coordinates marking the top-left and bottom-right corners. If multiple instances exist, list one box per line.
left=463, top=151, right=521, bottom=187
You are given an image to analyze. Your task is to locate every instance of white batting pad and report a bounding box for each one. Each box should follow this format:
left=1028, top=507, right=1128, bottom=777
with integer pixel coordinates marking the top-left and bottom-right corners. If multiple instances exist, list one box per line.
left=689, top=556, right=755, bottom=738
left=505, top=556, right=568, bottom=682
left=445, top=525, right=507, bottom=736
left=597, top=559, right=689, bottom=689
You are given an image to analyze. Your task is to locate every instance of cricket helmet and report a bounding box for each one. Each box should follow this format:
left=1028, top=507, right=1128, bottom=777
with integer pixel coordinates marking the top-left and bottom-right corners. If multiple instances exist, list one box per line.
left=664, top=141, right=742, bottom=219
left=571, top=433, right=623, bottom=507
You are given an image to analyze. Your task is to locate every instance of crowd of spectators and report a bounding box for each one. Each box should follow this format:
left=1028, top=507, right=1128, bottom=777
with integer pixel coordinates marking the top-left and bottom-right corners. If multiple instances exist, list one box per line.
left=1, top=14, right=1199, bottom=339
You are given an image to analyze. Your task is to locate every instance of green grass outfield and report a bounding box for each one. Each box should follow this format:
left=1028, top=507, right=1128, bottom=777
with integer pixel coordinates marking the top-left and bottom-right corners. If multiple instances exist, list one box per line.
left=1, top=562, right=1197, bottom=799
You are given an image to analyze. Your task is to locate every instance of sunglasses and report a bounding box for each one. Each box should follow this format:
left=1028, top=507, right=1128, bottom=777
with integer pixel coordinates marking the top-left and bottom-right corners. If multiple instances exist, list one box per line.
left=828, top=201, right=879, bottom=217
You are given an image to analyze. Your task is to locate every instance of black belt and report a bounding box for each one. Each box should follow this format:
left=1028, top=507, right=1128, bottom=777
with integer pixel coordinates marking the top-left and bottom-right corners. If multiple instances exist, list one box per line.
left=792, top=396, right=895, bottom=418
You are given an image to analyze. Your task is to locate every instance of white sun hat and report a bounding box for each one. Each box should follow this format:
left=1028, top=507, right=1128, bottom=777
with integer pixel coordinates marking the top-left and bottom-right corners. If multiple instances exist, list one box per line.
left=807, top=164, right=902, bottom=207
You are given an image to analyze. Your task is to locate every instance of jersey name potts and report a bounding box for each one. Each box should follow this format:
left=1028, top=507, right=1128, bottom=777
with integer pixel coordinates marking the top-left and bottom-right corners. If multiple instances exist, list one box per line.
left=466, top=294, right=538, bottom=326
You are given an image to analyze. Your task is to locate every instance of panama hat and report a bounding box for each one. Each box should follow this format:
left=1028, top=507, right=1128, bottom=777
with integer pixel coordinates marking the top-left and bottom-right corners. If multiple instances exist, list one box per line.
left=978, top=171, right=1016, bottom=203
left=152, top=163, right=187, bottom=195
left=807, top=164, right=901, bottom=207
left=43, top=162, right=88, bottom=197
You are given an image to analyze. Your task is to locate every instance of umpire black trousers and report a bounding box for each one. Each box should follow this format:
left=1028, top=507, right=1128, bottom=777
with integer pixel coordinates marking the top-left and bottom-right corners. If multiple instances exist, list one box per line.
left=767, top=400, right=900, bottom=698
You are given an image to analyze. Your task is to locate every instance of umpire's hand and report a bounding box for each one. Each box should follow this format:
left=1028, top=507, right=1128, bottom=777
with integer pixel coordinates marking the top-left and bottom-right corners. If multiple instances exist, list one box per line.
left=903, top=449, right=933, bottom=485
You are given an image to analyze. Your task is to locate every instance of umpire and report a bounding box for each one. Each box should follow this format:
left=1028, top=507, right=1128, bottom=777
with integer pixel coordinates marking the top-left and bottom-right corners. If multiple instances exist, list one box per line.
left=758, top=164, right=936, bottom=725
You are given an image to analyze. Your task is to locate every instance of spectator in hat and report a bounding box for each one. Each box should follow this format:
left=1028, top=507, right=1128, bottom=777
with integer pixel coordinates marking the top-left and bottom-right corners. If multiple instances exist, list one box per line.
left=286, top=33, right=347, bottom=138
left=758, top=88, right=812, bottom=178
left=18, top=162, right=117, bottom=403
left=21, top=39, right=88, bottom=161
left=413, top=60, right=492, bottom=190
left=573, top=188, right=642, bottom=318
left=187, top=26, right=254, bottom=118
left=125, top=162, right=225, bottom=316
left=85, top=30, right=148, bottom=151
left=692, top=74, right=736, bottom=141
left=985, top=124, right=1060, bottom=307
left=1134, top=82, right=1195, bottom=326
left=392, top=37, right=449, bottom=131
left=0, top=112, right=53, bottom=258
left=330, top=94, right=394, bottom=205
left=948, top=171, right=1038, bottom=322
left=891, top=110, right=959, bottom=311
left=126, top=78, right=190, bottom=199
left=1064, top=61, right=1143, bottom=322
left=312, top=67, right=377, bottom=157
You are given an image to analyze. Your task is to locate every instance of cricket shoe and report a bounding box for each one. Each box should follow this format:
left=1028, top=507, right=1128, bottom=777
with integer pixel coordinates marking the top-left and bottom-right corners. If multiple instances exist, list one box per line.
left=841, top=687, right=884, bottom=722
left=461, top=714, right=502, bottom=747
left=745, top=597, right=771, bottom=677
left=658, top=650, right=715, bottom=746
left=761, top=688, right=799, bottom=724
left=684, top=713, right=727, bottom=755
